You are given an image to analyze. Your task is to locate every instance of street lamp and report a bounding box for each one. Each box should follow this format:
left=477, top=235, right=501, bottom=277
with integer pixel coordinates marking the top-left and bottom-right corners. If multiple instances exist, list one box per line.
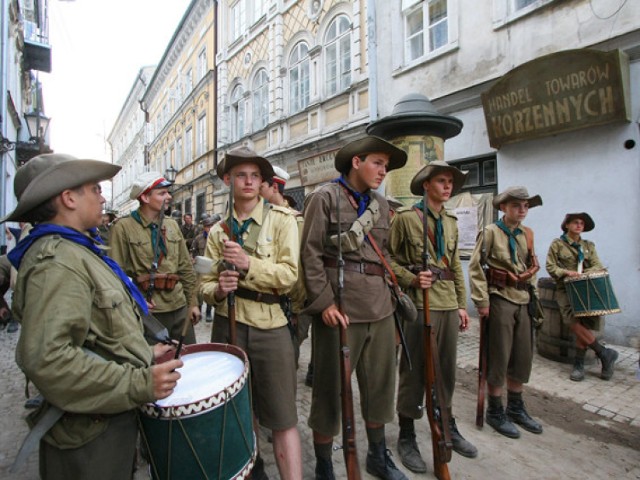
left=164, top=165, right=193, bottom=193
left=24, top=110, right=51, bottom=151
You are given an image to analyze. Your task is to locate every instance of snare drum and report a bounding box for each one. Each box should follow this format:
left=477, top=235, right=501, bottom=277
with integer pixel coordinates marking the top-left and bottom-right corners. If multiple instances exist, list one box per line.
left=139, top=343, right=256, bottom=480
left=564, top=271, right=621, bottom=318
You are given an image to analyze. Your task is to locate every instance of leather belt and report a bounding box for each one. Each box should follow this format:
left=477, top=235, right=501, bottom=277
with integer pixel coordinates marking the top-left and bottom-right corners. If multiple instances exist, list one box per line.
left=407, top=265, right=455, bottom=282
left=323, top=257, right=385, bottom=278
left=486, top=268, right=529, bottom=291
left=235, top=287, right=281, bottom=305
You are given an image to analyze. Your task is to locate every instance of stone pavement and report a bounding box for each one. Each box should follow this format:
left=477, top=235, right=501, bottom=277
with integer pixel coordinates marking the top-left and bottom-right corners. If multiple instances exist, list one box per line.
left=1, top=315, right=639, bottom=479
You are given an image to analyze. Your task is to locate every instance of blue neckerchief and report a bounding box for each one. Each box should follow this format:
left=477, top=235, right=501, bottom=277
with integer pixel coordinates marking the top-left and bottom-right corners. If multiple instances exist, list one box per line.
left=334, top=177, right=370, bottom=216
left=561, top=233, right=584, bottom=263
left=131, top=210, right=167, bottom=263
left=8, top=224, right=149, bottom=315
left=495, top=218, right=523, bottom=265
left=414, top=199, right=445, bottom=259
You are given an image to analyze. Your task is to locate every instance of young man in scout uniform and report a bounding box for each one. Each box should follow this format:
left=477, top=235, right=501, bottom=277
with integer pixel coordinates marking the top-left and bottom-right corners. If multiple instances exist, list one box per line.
left=109, top=172, right=200, bottom=343
left=389, top=162, right=477, bottom=473
left=200, top=147, right=302, bottom=480
left=469, top=186, right=544, bottom=439
left=301, top=135, right=411, bottom=480
left=546, top=212, right=618, bottom=381
left=3, top=153, right=181, bottom=479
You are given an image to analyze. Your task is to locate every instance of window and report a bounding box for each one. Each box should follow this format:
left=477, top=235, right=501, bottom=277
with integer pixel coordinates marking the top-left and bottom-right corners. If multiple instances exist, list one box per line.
left=197, top=48, right=207, bottom=80
left=230, top=85, right=246, bottom=141
left=514, top=0, right=538, bottom=10
left=252, top=69, right=269, bottom=131
left=231, top=0, right=247, bottom=41
left=195, top=193, right=206, bottom=225
left=253, top=0, right=268, bottom=23
left=185, top=69, right=193, bottom=97
left=185, top=126, right=193, bottom=163
left=185, top=198, right=192, bottom=216
left=325, top=15, right=351, bottom=96
left=196, top=114, right=207, bottom=156
left=404, top=0, right=449, bottom=63
left=175, top=137, right=183, bottom=169
left=289, top=42, right=310, bottom=113
left=456, top=157, right=497, bottom=193
left=494, top=0, right=556, bottom=27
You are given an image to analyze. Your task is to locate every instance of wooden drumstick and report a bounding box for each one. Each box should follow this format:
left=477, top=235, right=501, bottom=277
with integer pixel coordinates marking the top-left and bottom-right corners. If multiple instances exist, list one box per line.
left=174, top=314, right=192, bottom=359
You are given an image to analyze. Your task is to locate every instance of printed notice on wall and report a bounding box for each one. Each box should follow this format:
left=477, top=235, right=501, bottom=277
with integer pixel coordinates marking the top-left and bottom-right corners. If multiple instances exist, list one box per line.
left=453, top=206, right=478, bottom=250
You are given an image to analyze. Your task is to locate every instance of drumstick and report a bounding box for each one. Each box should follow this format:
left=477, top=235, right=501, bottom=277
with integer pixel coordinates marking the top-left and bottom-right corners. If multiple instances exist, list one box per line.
left=174, top=314, right=192, bottom=359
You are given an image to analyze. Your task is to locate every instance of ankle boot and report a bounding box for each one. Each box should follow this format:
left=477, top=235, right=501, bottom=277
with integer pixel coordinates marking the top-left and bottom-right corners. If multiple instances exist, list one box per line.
left=396, top=431, right=426, bottom=473
left=305, top=362, right=314, bottom=387
left=366, top=439, right=408, bottom=480
left=570, top=355, right=585, bottom=382
left=486, top=403, right=520, bottom=439
left=448, top=417, right=478, bottom=458
left=506, top=397, right=543, bottom=434
left=314, top=456, right=335, bottom=480
left=598, top=347, right=619, bottom=380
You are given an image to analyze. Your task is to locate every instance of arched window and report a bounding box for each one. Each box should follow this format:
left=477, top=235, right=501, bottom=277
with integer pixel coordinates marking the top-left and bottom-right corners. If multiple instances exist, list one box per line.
left=324, top=15, right=351, bottom=96
left=230, top=85, right=245, bottom=141
left=252, top=69, right=269, bottom=131
left=289, top=42, right=310, bottom=113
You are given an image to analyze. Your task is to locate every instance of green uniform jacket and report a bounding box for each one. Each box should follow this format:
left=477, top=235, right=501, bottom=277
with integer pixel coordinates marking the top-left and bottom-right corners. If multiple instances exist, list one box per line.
left=469, top=223, right=537, bottom=308
left=389, top=205, right=466, bottom=310
left=546, top=237, right=603, bottom=289
left=109, top=212, right=198, bottom=312
left=13, top=235, right=155, bottom=449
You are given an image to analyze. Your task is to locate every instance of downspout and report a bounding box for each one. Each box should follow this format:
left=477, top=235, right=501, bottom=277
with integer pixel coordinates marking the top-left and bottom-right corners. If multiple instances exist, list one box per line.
left=1, top=0, right=9, bottom=249
left=366, top=0, right=378, bottom=121
left=213, top=0, right=218, bottom=173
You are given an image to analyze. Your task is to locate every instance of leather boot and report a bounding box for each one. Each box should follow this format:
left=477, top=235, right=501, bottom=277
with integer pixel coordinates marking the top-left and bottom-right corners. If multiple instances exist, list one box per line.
left=366, top=439, right=408, bottom=480
left=486, top=404, right=520, bottom=439
left=449, top=417, right=478, bottom=458
left=506, top=398, right=543, bottom=434
left=305, top=362, right=314, bottom=387
left=598, top=347, right=619, bottom=381
left=251, top=455, right=269, bottom=480
left=570, top=355, right=585, bottom=382
left=314, top=456, right=335, bottom=480
left=396, top=432, right=427, bottom=473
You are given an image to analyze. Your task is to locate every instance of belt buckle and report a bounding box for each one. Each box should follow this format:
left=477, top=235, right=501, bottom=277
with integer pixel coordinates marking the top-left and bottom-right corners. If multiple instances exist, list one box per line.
left=255, top=292, right=263, bottom=302
left=359, top=262, right=366, bottom=274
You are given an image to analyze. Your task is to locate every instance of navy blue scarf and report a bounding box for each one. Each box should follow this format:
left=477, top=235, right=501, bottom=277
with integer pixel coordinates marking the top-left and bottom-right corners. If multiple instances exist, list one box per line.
left=334, top=176, right=370, bottom=216
left=8, top=224, right=149, bottom=315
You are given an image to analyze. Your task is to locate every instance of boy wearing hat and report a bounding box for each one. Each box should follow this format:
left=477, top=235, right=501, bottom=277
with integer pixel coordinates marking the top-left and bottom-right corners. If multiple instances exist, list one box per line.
left=3, top=154, right=181, bottom=479
left=200, top=147, right=302, bottom=479
left=109, top=172, right=200, bottom=343
left=389, top=161, right=477, bottom=472
left=469, top=186, right=544, bottom=439
left=546, top=212, right=617, bottom=381
left=301, top=135, right=411, bottom=480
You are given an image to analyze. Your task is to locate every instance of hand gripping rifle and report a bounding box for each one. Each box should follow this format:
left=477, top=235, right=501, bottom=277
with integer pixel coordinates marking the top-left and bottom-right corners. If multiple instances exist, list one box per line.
left=227, top=176, right=237, bottom=345
left=421, top=191, right=452, bottom=480
left=336, top=184, right=361, bottom=480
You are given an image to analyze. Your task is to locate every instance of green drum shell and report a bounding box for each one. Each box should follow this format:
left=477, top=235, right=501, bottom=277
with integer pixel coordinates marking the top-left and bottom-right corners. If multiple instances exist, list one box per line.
left=140, top=343, right=256, bottom=480
left=564, top=271, right=621, bottom=318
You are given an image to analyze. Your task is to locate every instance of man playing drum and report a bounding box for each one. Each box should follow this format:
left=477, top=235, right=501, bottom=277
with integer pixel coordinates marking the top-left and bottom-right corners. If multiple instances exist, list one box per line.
left=3, top=154, right=181, bottom=479
left=545, top=212, right=618, bottom=381
left=469, top=186, right=544, bottom=439
left=200, top=147, right=302, bottom=480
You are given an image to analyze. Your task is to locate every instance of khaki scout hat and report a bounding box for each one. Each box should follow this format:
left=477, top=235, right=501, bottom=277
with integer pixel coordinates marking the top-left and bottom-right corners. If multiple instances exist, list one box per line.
left=0, top=153, right=120, bottom=223
left=386, top=196, right=404, bottom=210
left=492, top=186, right=542, bottom=209
left=129, top=171, right=172, bottom=200
left=334, top=136, right=407, bottom=174
left=216, top=146, right=275, bottom=180
left=561, top=212, right=594, bottom=232
left=409, top=161, right=468, bottom=196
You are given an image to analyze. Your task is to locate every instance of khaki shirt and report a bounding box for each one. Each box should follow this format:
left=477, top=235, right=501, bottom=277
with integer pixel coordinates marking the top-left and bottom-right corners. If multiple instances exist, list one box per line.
left=389, top=205, right=466, bottom=310
left=546, top=237, right=603, bottom=290
left=301, top=183, right=394, bottom=323
left=200, top=200, right=299, bottom=329
left=109, top=212, right=198, bottom=312
left=469, top=223, right=537, bottom=307
left=13, top=235, right=154, bottom=448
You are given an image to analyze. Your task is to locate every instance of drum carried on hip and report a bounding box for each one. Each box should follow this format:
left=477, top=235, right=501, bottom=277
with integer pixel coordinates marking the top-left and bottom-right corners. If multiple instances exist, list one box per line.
left=139, top=343, right=256, bottom=480
left=564, top=270, right=621, bottom=318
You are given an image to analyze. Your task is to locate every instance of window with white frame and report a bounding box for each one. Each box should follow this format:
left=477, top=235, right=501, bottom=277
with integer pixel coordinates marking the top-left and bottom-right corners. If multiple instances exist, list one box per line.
left=197, top=48, right=207, bottom=80
left=196, top=114, right=207, bottom=156
left=175, top=136, right=183, bottom=169
left=252, top=0, right=268, bottom=23
left=403, top=0, right=449, bottom=63
left=514, top=0, right=538, bottom=10
left=289, top=42, right=310, bottom=113
left=185, top=126, right=193, bottom=163
left=185, top=69, right=193, bottom=97
left=252, top=69, right=269, bottom=131
left=494, top=0, right=556, bottom=27
left=231, top=0, right=247, bottom=41
left=230, top=85, right=246, bottom=141
left=325, top=15, right=351, bottom=97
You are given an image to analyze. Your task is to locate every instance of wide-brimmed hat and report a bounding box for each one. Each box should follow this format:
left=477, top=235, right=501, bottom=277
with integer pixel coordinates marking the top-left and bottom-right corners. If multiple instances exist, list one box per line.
left=0, top=153, right=120, bottom=223
left=129, top=171, right=172, bottom=200
left=409, top=161, right=468, bottom=196
left=216, top=147, right=275, bottom=179
left=492, top=186, right=542, bottom=209
left=334, top=136, right=407, bottom=174
left=561, top=212, right=594, bottom=232
left=386, top=196, right=404, bottom=210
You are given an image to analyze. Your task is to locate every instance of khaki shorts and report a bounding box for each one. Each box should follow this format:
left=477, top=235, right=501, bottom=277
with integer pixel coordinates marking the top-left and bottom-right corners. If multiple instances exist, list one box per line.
left=308, top=315, right=396, bottom=437
left=212, top=315, right=298, bottom=431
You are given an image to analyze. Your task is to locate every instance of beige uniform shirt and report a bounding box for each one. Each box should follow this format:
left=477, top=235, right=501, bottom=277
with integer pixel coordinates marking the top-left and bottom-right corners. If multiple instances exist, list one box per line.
left=200, top=200, right=299, bottom=330
left=389, top=205, right=466, bottom=310
left=546, top=237, right=603, bottom=282
left=469, top=222, right=536, bottom=307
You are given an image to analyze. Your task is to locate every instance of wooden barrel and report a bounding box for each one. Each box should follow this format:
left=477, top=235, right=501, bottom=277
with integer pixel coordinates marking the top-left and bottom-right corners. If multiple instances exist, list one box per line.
left=535, top=277, right=596, bottom=365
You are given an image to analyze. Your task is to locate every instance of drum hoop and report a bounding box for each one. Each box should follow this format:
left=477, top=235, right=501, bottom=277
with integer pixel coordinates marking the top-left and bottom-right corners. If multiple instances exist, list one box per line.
left=141, top=343, right=250, bottom=419
left=563, top=270, right=609, bottom=283
left=574, top=308, right=621, bottom=318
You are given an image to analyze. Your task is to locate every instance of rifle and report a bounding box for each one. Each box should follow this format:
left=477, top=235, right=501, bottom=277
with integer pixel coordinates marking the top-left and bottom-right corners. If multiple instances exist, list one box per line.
left=227, top=175, right=237, bottom=346
left=476, top=229, right=489, bottom=428
left=336, top=184, right=361, bottom=480
left=421, top=191, right=452, bottom=480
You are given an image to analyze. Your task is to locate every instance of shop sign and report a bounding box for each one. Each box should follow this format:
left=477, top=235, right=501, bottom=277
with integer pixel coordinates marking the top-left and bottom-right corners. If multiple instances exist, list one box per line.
left=297, top=150, right=339, bottom=186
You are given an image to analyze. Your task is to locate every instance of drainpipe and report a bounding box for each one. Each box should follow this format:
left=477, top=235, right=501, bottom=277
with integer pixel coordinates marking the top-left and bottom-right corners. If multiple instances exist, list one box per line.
left=1, top=0, right=9, bottom=249
left=366, top=0, right=378, bottom=121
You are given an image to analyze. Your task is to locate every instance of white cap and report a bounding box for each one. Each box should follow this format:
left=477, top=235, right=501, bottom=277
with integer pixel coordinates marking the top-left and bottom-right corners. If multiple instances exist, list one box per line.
left=129, top=171, right=172, bottom=199
left=272, top=166, right=290, bottom=185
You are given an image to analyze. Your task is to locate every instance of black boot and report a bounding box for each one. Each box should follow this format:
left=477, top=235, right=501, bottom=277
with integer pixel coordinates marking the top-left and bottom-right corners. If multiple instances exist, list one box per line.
left=251, top=455, right=269, bottom=480
left=570, top=349, right=586, bottom=382
left=449, top=417, right=478, bottom=458
left=305, top=362, right=314, bottom=387
left=598, top=347, right=619, bottom=381
left=396, top=431, right=427, bottom=473
left=506, top=392, right=543, bottom=434
left=366, top=439, right=408, bottom=480
left=486, top=396, right=520, bottom=439
left=314, top=456, right=335, bottom=480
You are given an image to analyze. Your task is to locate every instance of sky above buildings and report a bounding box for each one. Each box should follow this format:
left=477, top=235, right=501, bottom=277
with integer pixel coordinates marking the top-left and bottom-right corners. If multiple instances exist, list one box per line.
left=42, top=0, right=192, bottom=162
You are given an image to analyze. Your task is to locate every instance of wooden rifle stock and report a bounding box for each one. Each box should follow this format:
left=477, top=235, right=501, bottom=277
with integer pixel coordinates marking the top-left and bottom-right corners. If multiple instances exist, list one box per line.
left=227, top=175, right=237, bottom=346
left=421, top=193, right=452, bottom=480
left=336, top=184, right=361, bottom=480
left=476, top=315, right=488, bottom=427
